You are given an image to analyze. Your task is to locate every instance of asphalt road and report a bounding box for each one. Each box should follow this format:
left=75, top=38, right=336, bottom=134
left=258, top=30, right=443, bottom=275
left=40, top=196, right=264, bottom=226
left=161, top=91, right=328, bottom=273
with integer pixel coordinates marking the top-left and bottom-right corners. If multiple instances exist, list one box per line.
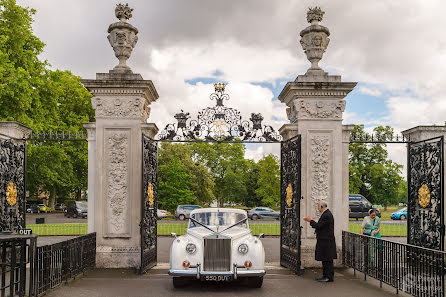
left=26, top=212, right=87, bottom=225
left=44, top=266, right=404, bottom=297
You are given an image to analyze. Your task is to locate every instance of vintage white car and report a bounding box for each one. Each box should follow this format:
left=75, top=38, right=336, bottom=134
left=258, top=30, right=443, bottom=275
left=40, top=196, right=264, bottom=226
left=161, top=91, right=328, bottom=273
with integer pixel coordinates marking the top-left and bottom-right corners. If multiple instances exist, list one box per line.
left=168, top=208, right=266, bottom=288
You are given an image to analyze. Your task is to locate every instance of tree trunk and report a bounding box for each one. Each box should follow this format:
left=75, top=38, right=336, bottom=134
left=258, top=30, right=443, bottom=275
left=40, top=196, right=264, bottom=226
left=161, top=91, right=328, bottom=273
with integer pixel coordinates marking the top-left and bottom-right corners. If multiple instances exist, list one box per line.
left=49, top=187, right=56, bottom=210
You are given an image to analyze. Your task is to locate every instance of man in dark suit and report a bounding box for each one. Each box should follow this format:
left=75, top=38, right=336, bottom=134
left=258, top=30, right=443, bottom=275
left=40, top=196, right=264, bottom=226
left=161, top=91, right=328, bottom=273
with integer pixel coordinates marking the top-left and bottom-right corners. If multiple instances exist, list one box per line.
left=303, top=200, right=337, bottom=282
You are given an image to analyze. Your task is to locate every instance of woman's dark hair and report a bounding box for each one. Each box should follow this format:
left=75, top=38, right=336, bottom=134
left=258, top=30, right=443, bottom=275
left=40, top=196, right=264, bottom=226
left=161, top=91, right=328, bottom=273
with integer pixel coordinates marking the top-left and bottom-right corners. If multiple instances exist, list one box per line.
left=368, top=209, right=376, bottom=215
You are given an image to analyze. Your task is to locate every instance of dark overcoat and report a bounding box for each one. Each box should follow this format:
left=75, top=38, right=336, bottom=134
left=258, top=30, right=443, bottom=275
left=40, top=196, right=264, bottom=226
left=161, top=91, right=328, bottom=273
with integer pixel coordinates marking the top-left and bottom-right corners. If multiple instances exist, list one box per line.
left=310, top=209, right=337, bottom=261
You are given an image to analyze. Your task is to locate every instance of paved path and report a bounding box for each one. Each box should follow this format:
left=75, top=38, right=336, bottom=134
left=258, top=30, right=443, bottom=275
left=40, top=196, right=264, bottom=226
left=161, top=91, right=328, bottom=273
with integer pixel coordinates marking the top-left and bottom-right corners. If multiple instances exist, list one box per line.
left=44, top=265, right=406, bottom=297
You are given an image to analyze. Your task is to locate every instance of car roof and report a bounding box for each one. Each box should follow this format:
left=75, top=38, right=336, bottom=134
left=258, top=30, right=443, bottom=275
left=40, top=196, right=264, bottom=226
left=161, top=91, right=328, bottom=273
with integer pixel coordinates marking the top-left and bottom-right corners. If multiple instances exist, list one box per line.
left=190, top=208, right=247, bottom=215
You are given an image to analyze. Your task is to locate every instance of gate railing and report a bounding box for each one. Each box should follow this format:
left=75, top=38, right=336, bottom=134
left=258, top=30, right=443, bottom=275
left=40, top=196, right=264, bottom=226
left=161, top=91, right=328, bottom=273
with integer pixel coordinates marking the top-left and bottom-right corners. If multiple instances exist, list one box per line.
left=33, top=232, right=96, bottom=296
left=0, top=234, right=37, bottom=297
left=342, top=231, right=446, bottom=297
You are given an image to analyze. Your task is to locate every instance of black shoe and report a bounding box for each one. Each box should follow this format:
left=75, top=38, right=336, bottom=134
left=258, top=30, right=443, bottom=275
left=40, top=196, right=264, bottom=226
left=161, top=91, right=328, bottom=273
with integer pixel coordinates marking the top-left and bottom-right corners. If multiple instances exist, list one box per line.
left=315, top=277, right=326, bottom=281
left=317, top=277, right=333, bottom=282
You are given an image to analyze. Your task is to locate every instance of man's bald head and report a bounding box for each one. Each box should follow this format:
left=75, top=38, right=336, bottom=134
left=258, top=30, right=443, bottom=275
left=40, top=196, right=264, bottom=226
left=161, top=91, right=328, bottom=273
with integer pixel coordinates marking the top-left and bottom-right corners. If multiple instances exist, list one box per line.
left=318, top=200, right=328, bottom=212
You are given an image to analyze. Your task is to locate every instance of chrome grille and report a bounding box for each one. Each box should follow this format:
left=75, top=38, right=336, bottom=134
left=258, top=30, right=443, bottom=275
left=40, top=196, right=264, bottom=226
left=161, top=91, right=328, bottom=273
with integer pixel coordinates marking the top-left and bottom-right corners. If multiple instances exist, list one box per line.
left=203, top=235, right=231, bottom=271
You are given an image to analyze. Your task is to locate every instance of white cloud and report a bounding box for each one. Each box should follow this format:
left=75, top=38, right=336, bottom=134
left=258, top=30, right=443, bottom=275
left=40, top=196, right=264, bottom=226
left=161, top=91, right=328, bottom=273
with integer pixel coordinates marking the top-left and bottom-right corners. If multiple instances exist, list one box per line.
left=358, top=87, right=382, bottom=97
left=16, top=0, right=446, bottom=164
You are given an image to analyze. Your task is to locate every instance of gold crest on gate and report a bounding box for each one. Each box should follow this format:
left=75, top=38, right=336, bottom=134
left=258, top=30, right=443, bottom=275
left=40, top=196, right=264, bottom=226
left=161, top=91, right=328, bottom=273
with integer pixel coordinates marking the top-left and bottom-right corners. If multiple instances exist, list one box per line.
left=286, top=184, right=293, bottom=207
left=147, top=183, right=154, bottom=206
left=418, top=184, right=430, bottom=208
left=6, top=182, right=17, bottom=206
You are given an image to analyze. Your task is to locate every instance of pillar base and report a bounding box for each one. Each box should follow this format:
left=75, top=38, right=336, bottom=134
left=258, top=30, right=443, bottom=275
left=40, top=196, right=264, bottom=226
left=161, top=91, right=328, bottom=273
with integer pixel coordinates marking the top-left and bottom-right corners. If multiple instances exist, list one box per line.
left=96, top=245, right=141, bottom=268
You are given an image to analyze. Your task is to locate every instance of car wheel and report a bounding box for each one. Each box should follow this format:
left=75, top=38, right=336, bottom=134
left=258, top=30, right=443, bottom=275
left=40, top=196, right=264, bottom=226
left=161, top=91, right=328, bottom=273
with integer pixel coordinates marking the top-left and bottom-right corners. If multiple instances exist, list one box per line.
left=247, top=276, right=263, bottom=288
left=252, top=214, right=258, bottom=221
left=179, top=214, right=185, bottom=221
left=73, top=213, right=78, bottom=218
left=400, top=215, right=406, bottom=220
left=172, top=277, right=187, bottom=288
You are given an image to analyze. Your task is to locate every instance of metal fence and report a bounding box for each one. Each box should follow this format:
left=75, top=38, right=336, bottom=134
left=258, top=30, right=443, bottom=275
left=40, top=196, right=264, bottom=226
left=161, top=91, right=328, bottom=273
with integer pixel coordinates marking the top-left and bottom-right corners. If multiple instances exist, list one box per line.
left=33, top=232, right=96, bottom=296
left=342, top=231, right=445, bottom=297
left=0, top=234, right=37, bottom=297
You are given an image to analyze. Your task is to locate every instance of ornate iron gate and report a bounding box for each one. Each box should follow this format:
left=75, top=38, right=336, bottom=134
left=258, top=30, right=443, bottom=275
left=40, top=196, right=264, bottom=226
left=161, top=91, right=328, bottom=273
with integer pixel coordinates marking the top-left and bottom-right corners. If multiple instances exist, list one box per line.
left=0, top=139, right=26, bottom=233
left=280, top=135, right=303, bottom=274
left=407, top=136, right=444, bottom=250
left=140, top=135, right=158, bottom=273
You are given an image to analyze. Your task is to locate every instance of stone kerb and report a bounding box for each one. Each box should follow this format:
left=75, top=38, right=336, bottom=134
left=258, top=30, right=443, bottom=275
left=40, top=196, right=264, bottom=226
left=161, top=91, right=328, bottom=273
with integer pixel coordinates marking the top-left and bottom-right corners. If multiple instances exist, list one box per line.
left=278, top=7, right=357, bottom=268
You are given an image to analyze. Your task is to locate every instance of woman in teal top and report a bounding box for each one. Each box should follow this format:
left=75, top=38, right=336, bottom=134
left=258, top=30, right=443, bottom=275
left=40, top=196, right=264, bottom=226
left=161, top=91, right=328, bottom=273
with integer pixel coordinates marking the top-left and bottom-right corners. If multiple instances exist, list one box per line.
left=360, top=209, right=381, bottom=238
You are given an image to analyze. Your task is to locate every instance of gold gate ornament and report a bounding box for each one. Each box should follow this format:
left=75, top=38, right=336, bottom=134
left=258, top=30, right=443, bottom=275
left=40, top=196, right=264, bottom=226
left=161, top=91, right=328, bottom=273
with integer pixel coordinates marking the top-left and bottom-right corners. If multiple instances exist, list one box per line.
left=418, top=184, right=431, bottom=208
left=147, top=183, right=154, bottom=206
left=6, top=182, right=17, bottom=206
left=286, top=184, right=293, bottom=207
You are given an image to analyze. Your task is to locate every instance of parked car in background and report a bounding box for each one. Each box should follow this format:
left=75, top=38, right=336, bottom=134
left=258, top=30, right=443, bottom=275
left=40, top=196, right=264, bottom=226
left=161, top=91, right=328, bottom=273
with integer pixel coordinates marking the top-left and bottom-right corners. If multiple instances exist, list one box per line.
left=169, top=208, right=265, bottom=288
left=175, top=205, right=202, bottom=220
left=349, top=194, right=381, bottom=220
left=26, top=205, right=40, bottom=213
left=247, top=207, right=280, bottom=220
left=38, top=204, right=51, bottom=213
left=65, top=201, right=87, bottom=218
left=157, top=209, right=168, bottom=219
left=54, top=203, right=66, bottom=211
left=391, top=207, right=407, bottom=220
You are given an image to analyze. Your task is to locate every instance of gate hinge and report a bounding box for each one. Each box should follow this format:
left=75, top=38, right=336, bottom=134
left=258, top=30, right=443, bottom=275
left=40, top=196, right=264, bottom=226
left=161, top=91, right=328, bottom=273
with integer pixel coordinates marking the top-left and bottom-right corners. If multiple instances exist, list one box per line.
left=301, top=196, right=304, bottom=200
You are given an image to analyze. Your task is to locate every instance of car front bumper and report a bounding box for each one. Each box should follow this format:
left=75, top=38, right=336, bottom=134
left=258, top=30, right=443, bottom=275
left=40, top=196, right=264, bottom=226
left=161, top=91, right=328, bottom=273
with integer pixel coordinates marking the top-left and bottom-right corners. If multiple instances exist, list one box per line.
left=169, top=263, right=266, bottom=280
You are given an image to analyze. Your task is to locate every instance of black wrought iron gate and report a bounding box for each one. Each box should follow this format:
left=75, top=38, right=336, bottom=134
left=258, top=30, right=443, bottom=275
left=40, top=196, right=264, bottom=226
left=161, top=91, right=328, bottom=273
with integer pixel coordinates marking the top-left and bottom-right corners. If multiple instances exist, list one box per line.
left=0, top=138, right=26, bottom=233
left=140, top=135, right=158, bottom=273
left=407, top=136, right=444, bottom=250
left=280, top=135, right=303, bottom=274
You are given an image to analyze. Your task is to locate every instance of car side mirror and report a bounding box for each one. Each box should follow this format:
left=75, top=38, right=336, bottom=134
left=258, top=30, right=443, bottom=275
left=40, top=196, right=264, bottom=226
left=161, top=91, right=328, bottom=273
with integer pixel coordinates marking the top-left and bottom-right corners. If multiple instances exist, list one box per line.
left=171, top=232, right=177, bottom=238
left=258, top=233, right=265, bottom=238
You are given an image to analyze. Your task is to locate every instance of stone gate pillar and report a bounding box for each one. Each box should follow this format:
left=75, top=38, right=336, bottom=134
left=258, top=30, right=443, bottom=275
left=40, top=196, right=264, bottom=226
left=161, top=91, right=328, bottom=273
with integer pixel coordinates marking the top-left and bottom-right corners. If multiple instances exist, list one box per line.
left=279, top=7, right=356, bottom=267
left=82, top=4, right=159, bottom=268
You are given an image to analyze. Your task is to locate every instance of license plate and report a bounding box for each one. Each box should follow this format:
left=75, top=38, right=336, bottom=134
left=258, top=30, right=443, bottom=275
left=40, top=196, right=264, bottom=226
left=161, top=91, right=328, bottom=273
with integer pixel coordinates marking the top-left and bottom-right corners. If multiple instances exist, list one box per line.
left=201, top=275, right=232, bottom=282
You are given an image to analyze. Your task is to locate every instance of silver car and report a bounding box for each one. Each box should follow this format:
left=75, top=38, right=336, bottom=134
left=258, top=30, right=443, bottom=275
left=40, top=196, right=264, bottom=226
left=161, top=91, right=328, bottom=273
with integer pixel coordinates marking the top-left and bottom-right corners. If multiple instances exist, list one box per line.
left=175, top=205, right=202, bottom=220
left=247, top=207, right=280, bottom=220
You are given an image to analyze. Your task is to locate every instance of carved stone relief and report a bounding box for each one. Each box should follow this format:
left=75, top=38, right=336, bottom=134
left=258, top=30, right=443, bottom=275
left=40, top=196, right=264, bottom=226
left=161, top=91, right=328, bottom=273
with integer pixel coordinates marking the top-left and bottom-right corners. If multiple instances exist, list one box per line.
left=310, top=135, right=330, bottom=217
left=106, top=130, right=129, bottom=236
left=92, top=97, right=150, bottom=120
left=296, top=100, right=345, bottom=119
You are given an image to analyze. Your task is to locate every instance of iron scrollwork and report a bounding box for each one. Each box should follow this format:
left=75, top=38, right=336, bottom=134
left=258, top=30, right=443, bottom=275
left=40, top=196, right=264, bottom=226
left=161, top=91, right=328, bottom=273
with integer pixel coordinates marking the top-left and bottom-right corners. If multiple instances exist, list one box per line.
left=408, top=137, right=444, bottom=250
left=0, top=139, right=26, bottom=233
left=280, top=136, right=303, bottom=274
left=140, top=135, right=158, bottom=273
left=157, top=83, right=282, bottom=143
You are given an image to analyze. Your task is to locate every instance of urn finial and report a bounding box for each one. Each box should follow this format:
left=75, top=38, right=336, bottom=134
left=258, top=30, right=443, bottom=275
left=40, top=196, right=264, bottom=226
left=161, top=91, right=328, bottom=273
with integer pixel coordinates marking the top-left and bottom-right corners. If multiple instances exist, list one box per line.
left=107, top=3, right=139, bottom=72
left=300, top=7, right=330, bottom=76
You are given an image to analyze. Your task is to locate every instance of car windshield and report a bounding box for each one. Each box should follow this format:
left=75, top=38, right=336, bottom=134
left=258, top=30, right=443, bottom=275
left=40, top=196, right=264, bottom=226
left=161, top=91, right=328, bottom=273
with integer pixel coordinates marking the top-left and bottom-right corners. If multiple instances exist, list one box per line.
left=189, top=211, right=247, bottom=228
left=76, top=201, right=87, bottom=208
left=399, top=208, right=407, bottom=212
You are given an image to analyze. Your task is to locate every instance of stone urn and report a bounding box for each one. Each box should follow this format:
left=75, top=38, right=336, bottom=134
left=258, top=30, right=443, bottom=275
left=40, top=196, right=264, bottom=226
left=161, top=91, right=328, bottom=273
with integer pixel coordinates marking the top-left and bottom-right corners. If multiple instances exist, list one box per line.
left=107, top=3, right=139, bottom=72
left=300, top=7, right=330, bottom=75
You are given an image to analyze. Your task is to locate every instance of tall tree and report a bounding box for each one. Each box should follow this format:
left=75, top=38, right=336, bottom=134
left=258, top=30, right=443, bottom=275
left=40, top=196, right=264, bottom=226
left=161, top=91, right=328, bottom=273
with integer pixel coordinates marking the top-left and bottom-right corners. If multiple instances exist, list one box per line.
left=158, top=142, right=214, bottom=207
left=189, top=142, right=249, bottom=207
left=255, top=154, right=280, bottom=207
left=0, top=0, right=94, bottom=208
left=158, top=157, right=196, bottom=212
left=349, top=125, right=406, bottom=208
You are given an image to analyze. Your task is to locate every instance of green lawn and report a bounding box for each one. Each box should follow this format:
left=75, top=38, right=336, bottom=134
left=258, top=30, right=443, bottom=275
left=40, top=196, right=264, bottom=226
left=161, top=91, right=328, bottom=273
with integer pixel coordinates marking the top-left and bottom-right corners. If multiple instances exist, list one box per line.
left=349, top=223, right=406, bottom=237
left=27, top=222, right=407, bottom=237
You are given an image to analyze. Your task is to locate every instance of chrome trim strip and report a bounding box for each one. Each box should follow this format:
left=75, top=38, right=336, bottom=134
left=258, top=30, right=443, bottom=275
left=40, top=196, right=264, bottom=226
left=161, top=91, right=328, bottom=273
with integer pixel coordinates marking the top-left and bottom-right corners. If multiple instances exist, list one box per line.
left=168, top=268, right=266, bottom=278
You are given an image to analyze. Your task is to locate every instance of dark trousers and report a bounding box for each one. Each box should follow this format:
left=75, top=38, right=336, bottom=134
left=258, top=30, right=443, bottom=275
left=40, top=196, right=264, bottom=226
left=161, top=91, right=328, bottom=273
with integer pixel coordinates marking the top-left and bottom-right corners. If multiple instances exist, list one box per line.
left=322, top=260, right=334, bottom=280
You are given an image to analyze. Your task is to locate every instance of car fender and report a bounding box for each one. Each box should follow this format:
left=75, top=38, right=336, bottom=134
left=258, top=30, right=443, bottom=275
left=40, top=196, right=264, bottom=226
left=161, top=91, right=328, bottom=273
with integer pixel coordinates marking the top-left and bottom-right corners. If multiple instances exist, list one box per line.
left=170, top=235, right=203, bottom=270
left=232, top=235, right=265, bottom=270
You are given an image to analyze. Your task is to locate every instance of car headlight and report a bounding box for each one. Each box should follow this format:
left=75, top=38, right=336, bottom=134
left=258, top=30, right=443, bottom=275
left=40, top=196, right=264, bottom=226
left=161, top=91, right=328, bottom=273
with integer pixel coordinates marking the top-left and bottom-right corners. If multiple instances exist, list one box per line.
left=186, top=243, right=196, bottom=254
left=238, top=243, right=249, bottom=254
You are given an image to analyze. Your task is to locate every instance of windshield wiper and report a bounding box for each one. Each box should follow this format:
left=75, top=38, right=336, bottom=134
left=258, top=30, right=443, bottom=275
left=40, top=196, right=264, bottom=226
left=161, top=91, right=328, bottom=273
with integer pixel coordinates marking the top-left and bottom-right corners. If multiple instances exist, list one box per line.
left=218, top=218, right=248, bottom=234
left=189, top=217, right=217, bottom=233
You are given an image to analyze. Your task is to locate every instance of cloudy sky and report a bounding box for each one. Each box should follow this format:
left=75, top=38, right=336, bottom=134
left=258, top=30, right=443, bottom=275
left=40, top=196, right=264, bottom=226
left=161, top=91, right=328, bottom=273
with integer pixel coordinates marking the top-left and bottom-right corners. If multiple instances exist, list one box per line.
left=18, top=0, right=446, bottom=173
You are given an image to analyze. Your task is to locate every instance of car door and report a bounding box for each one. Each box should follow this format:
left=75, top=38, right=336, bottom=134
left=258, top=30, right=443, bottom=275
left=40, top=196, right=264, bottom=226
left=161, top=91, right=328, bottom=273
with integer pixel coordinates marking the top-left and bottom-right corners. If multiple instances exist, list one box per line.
left=264, top=208, right=276, bottom=219
left=256, top=208, right=266, bottom=219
